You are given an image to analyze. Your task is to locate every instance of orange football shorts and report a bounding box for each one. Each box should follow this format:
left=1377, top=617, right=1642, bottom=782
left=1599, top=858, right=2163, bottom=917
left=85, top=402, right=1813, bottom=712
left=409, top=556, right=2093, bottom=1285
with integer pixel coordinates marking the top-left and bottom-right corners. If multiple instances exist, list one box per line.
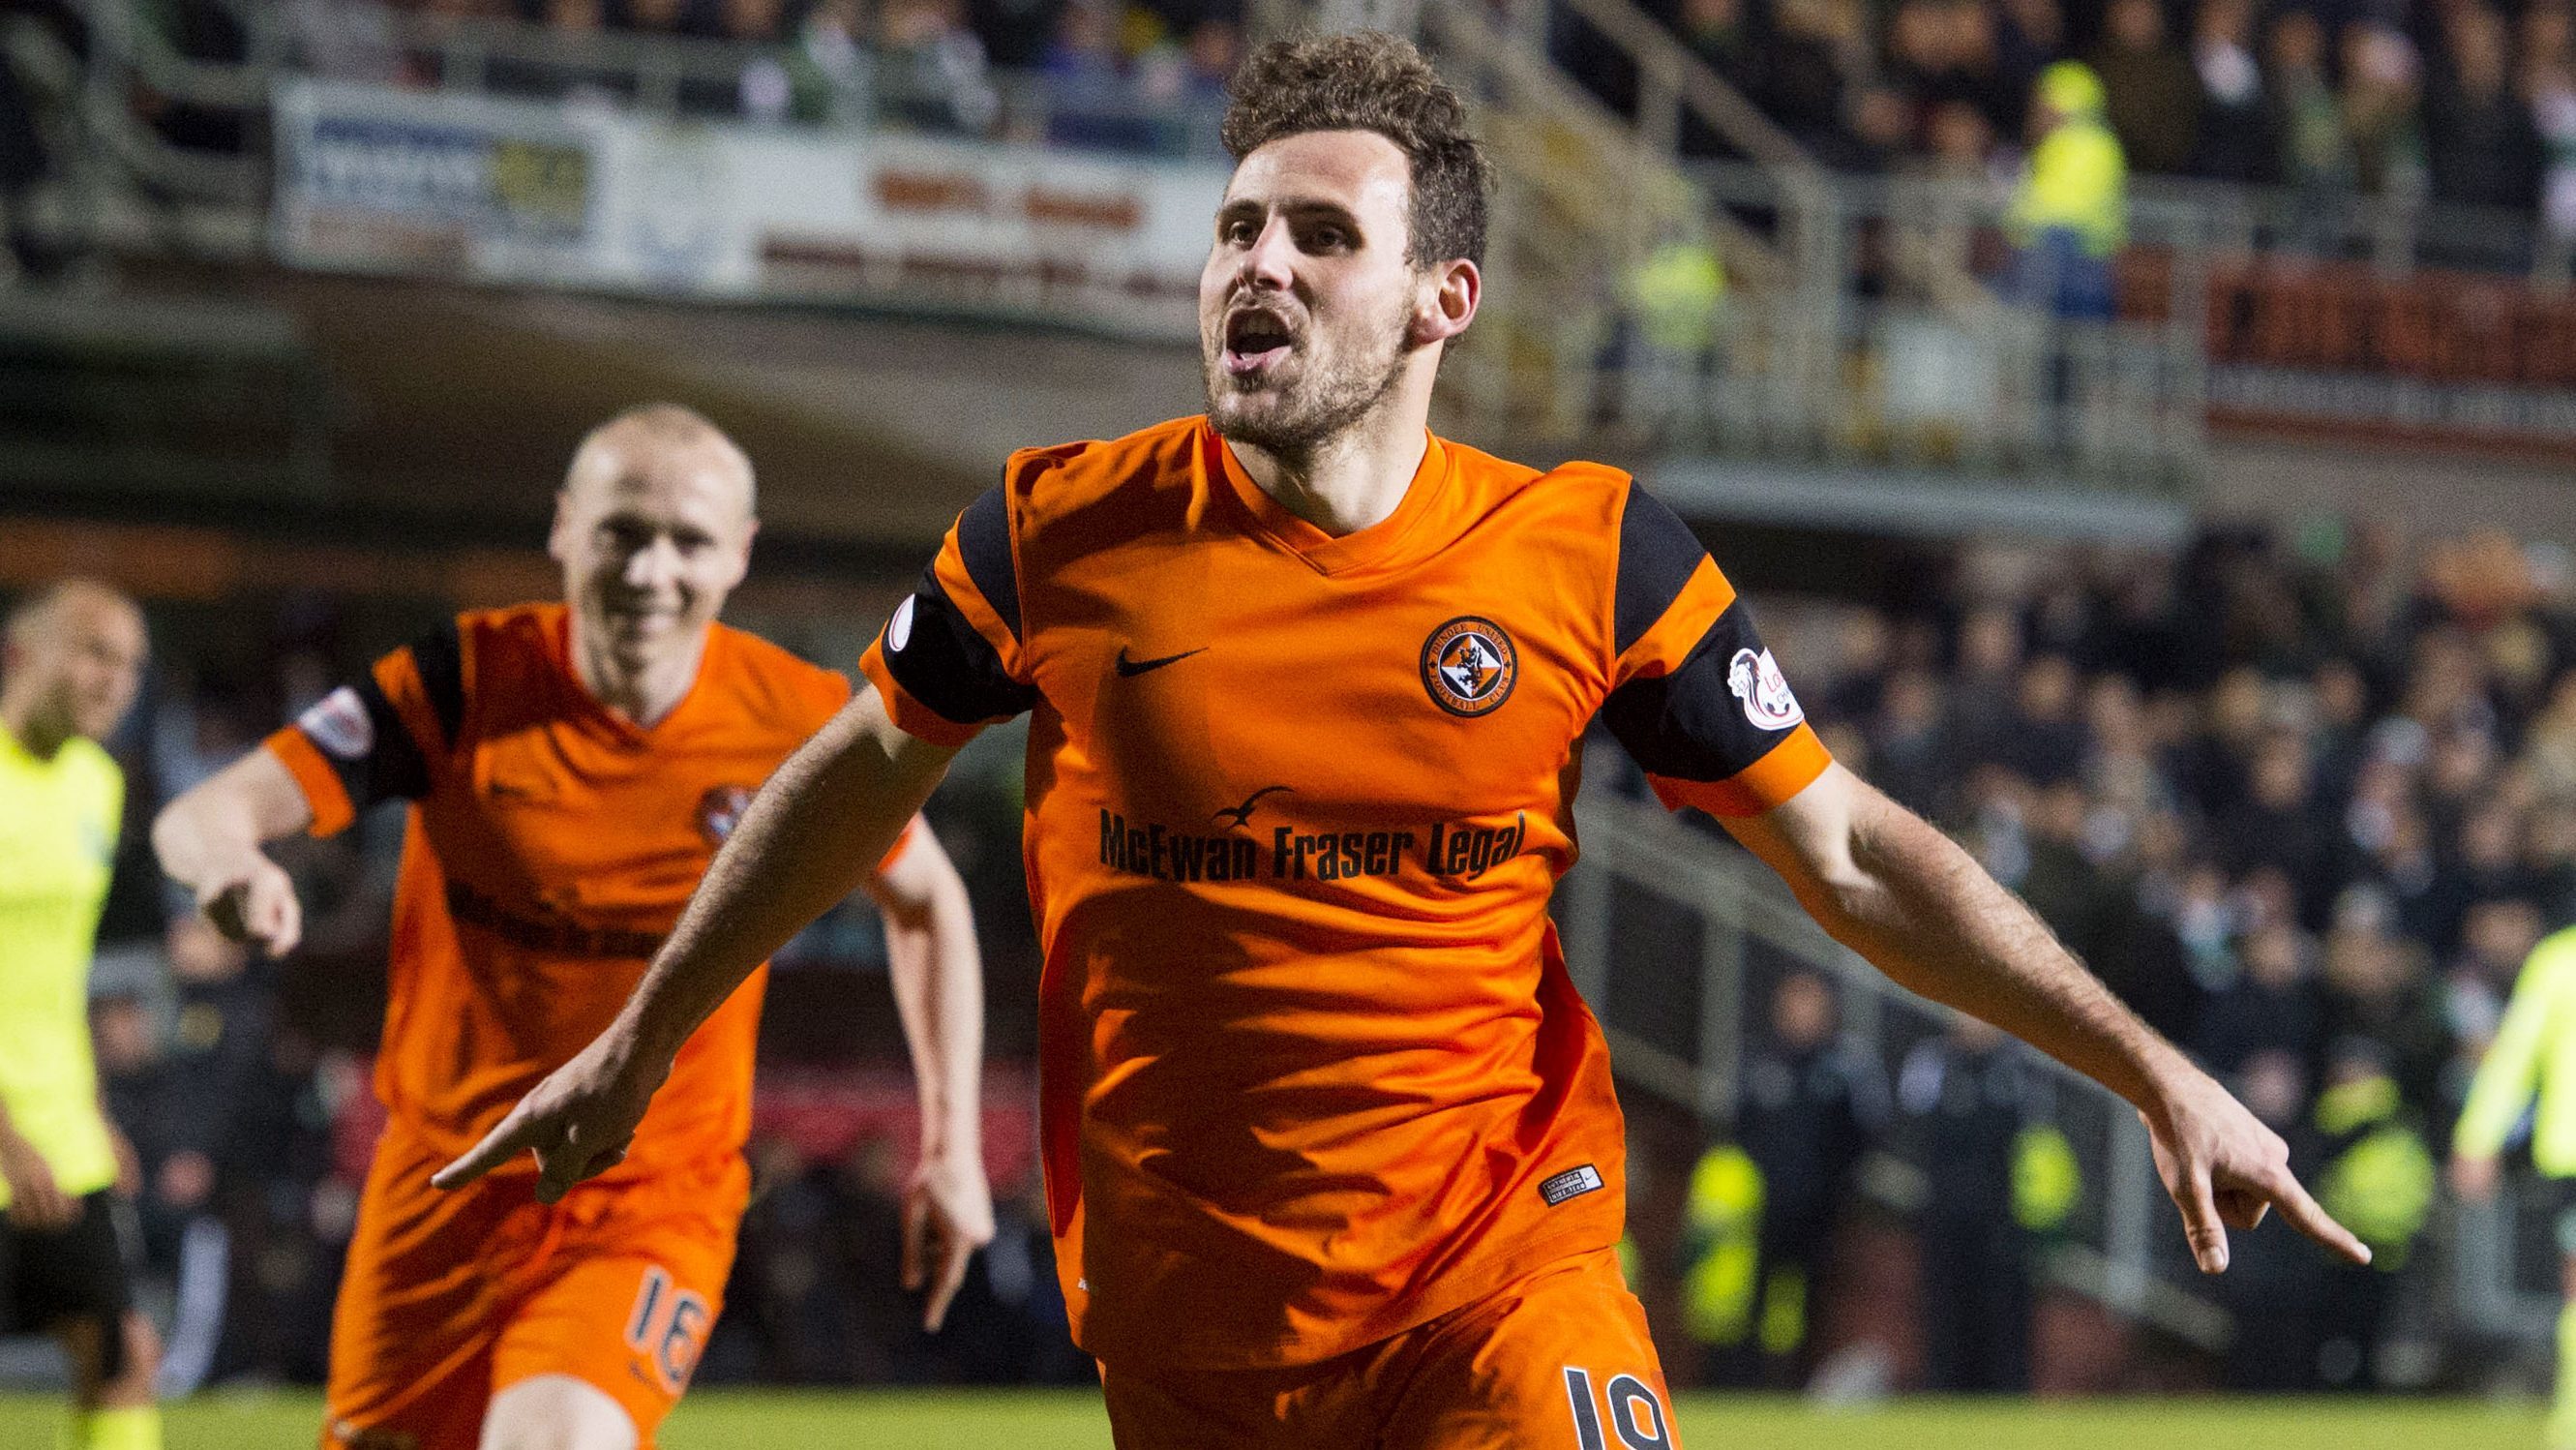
left=320, top=1128, right=744, bottom=1450
left=1098, top=1246, right=1680, bottom=1450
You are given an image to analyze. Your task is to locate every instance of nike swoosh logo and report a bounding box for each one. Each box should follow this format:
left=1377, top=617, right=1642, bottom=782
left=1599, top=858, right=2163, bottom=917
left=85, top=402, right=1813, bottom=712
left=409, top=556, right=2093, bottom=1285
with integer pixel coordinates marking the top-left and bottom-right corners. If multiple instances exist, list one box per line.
left=1116, top=647, right=1206, bottom=678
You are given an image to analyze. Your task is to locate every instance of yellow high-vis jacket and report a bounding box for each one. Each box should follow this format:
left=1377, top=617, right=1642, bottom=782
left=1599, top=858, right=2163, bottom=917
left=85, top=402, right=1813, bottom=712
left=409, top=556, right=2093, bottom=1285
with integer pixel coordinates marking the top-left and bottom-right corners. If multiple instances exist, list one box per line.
left=2458, top=925, right=2576, bottom=1176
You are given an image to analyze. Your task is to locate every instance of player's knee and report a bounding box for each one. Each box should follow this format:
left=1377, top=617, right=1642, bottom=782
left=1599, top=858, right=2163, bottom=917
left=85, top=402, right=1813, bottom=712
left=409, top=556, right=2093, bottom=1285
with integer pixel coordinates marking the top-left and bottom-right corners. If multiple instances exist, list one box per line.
left=60, top=1311, right=156, bottom=1407
left=99, top=1313, right=162, bottom=1406
left=480, top=1374, right=638, bottom=1450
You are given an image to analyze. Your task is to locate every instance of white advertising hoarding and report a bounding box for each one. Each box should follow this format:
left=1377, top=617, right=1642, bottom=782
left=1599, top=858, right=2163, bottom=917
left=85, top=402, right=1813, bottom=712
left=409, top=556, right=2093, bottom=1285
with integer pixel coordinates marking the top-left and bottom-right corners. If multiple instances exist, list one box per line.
left=272, top=78, right=1225, bottom=338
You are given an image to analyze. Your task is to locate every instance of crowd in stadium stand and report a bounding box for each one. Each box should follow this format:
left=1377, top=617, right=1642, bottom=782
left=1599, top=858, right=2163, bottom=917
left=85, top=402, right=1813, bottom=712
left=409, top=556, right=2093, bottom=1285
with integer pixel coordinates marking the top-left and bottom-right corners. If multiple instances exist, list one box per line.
left=1615, top=0, right=2574, bottom=221
left=1670, top=518, right=2554, bottom=1389
left=428, top=0, right=2576, bottom=229
left=36, top=0, right=2568, bottom=240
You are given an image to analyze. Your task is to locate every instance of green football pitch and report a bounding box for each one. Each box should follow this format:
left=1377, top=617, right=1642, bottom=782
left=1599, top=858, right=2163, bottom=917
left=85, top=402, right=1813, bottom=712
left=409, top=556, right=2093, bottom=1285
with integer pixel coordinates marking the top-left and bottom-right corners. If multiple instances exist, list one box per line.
left=0, top=1390, right=2556, bottom=1448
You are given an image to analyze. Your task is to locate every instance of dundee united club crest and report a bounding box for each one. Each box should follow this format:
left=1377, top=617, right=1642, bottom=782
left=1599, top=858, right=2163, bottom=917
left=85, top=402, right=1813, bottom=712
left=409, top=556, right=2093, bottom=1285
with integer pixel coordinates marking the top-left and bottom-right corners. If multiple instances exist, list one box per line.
left=697, top=785, right=757, bottom=847
left=1420, top=616, right=1519, bottom=717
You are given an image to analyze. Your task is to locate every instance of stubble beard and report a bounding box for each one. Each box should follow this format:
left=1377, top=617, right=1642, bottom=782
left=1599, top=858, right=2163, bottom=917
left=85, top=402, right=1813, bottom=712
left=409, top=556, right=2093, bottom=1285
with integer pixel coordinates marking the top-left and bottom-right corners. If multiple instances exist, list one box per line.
left=1203, top=308, right=1416, bottom=464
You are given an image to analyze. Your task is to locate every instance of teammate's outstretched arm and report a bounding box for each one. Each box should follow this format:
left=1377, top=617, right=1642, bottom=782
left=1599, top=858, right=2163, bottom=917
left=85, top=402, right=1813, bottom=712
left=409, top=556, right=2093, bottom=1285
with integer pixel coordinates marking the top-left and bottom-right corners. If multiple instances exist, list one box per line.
left=865, top=823, right=996, bottom=1331
left=1721, top=761, right=2371, bottom=1276
left=434, top=682, right=959, bottom=1200
left=151, top=749, right=315, bottom=958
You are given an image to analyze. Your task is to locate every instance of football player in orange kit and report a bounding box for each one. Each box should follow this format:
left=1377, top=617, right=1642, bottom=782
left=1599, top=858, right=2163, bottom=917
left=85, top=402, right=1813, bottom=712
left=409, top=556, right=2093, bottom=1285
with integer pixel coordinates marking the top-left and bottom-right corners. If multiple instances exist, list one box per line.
left=439, top=37, right=2367, bottom=1448
left=151, top=406, right=993, bottom=1450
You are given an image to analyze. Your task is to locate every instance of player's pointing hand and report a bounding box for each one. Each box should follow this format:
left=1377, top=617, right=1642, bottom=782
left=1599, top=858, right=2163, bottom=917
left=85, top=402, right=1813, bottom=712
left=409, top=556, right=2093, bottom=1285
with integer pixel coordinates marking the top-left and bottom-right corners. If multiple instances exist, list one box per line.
left=904, top=1143, right=997, bottom=1333
left=2141, top=1063, right=2371, bottom=1275
left=433, top=1026, right=668, bottom=1203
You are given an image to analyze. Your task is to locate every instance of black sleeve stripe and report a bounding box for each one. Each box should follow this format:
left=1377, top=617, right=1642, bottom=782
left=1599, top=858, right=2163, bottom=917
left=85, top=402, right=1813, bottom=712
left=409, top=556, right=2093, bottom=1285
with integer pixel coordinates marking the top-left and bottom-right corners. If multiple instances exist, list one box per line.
left=884, top=564, right=1038, bottom=724
left=1613, top=485, right=1711, bottom=658
left=350, top=672, right=432, bottom=803
left=1598, top=601, right=1796, bottom=783
left=956, top=486, right=1024, bottom=644
left=411, top=618, right=465, bottom=751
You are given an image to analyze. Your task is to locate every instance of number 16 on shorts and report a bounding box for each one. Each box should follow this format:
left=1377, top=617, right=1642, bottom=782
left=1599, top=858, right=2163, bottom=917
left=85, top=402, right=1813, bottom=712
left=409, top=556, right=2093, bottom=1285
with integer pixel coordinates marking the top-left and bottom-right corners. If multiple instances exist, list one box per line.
left=626, top=1266, right=710, bottom=1395
left=1564, top=1366, right=1673, bottom=1450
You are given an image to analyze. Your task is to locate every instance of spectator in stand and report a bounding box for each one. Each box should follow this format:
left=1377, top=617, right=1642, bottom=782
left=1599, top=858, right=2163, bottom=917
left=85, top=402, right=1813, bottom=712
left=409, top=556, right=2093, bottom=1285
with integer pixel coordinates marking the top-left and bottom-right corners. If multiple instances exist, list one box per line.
left=2339, top=21, right=2425, bottom=199
left=2005, top=61, right=2126, bottom=318
left=1704, top=972, right=1886, bottom=1387
left=1993, top=0, right=2067, bottom=118
left=2196, top=918, right=2322, bottom=1077
left=2309, top=1037, right=2435, bottom=1389
left=2216, top=729, right=2332, bottom=922
left=2529, top=8, right=2576, bottom=273
left=1982, top=654, right=2090, bottom=786
left=2088, top=0, right=2201, bottom=175
left=2427, top=5, right=2542, bottom=212
left=1038, top=0, right=1155, bottom=150
left=1900, top=1017, right=2041, bottom=1393
left=1949, top=604, right=2025, bottom=760
left=614, top=0, right=691, bottom=36
left=781, top=0, right=871, bottom=126
left=879, top=0, right=1000, bottom=136
left=2318, top=888, right=2447, bottom=1107
left=724, top=0, right=795, bottom=120
left=2431, top=799, right=2529, bottom=959
left=1180, top=17, right=1241, bottom=107
left=1768, top=0, right=1872, bottom=165
left=2266, top=10, right=2353, bottom=250
left=2188, top=0, right=2271, bottom=181
left=2211, top=1049, right=2327, bottom=1390
left=1868, top=667, right=1955, bottom=819
left=1674, top=0, right=1762, bottom=158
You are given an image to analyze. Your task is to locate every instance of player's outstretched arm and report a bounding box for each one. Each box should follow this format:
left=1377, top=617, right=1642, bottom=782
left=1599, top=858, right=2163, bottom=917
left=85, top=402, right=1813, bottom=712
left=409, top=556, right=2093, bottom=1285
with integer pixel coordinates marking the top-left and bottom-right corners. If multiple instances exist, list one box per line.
left=1720, top=761, right=2370, bottom=1275
left=2450, top=935, right=2567, bottom=1202
left=867, top=824, right=995, bottom=1331
left=151, top=749, right=314, bottom=958
left=434, top=682, right=960, bottom=1202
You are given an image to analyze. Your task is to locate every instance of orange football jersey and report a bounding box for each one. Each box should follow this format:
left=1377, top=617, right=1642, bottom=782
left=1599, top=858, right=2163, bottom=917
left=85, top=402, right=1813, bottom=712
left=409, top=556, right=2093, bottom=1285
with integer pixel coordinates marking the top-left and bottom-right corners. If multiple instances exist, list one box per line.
left=267, top=603, right=869, bottom=1183
left=860, top=417, right=1829, bottom=1369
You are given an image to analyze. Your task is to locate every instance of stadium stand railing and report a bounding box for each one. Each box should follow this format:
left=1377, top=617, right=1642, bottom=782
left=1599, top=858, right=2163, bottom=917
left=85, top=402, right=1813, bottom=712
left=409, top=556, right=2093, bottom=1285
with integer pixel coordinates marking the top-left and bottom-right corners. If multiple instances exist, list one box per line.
left=1564, top=771, right=2236, bottom=1351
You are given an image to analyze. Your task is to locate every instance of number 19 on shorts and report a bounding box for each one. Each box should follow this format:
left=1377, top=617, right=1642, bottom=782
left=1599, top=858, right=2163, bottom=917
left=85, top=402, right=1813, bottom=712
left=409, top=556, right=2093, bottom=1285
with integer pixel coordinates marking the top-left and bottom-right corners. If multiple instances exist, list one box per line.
left=1564, top=1367, right=1673, bottom=1450
left=626, top=1266, right=710, bottom=1395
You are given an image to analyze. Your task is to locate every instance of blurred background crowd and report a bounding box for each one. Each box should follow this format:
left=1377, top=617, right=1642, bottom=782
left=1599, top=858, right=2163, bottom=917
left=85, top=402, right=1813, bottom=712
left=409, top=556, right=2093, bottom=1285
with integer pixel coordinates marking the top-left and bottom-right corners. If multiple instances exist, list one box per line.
left=19, top=0, right=2570, bottom=224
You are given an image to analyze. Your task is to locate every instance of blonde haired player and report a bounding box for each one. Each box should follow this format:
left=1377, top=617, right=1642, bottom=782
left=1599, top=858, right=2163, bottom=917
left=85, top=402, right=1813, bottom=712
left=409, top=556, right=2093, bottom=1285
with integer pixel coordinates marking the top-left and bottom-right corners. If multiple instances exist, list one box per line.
left=155, top=407, right=993, bottom=1450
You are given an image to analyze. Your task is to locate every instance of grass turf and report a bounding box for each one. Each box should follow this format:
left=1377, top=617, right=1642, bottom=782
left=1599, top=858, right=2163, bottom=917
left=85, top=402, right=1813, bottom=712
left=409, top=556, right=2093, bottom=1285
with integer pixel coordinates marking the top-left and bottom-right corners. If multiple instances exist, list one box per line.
left=0, top=1389, right=2556, bottom=1448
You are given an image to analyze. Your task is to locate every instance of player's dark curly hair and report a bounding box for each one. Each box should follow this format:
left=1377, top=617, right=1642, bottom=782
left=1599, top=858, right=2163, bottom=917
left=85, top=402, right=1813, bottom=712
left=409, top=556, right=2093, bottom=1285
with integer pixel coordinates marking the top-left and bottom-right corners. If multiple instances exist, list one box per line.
left=1219, top=31, right=1492, bottom=270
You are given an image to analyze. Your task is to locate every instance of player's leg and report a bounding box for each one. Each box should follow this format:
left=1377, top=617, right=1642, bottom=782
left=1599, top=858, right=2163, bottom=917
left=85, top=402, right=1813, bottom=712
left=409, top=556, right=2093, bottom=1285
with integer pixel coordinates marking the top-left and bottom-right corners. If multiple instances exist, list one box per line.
left=1376, top=1246, right=1680, bottom=1450
left=55, top=1311, right=161, bottom=1450
left=322, top=1135, right=524, bottom=1450
left=1096, top=1351, right=1370, bottom=1450
left=479, top=1375, right=637, bottom=1450
left=487, top=1205, right=737, bottom=1450
left=27, top=1194, right=162, bottom=1450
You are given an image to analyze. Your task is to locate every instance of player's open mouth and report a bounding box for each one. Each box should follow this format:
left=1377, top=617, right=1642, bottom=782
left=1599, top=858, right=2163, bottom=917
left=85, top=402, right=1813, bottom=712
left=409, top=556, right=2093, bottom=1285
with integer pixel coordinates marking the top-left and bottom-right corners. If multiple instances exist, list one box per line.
left=1222, top=309, right=1294, bottom=375
left=604, top=603, right=678, bottom=632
